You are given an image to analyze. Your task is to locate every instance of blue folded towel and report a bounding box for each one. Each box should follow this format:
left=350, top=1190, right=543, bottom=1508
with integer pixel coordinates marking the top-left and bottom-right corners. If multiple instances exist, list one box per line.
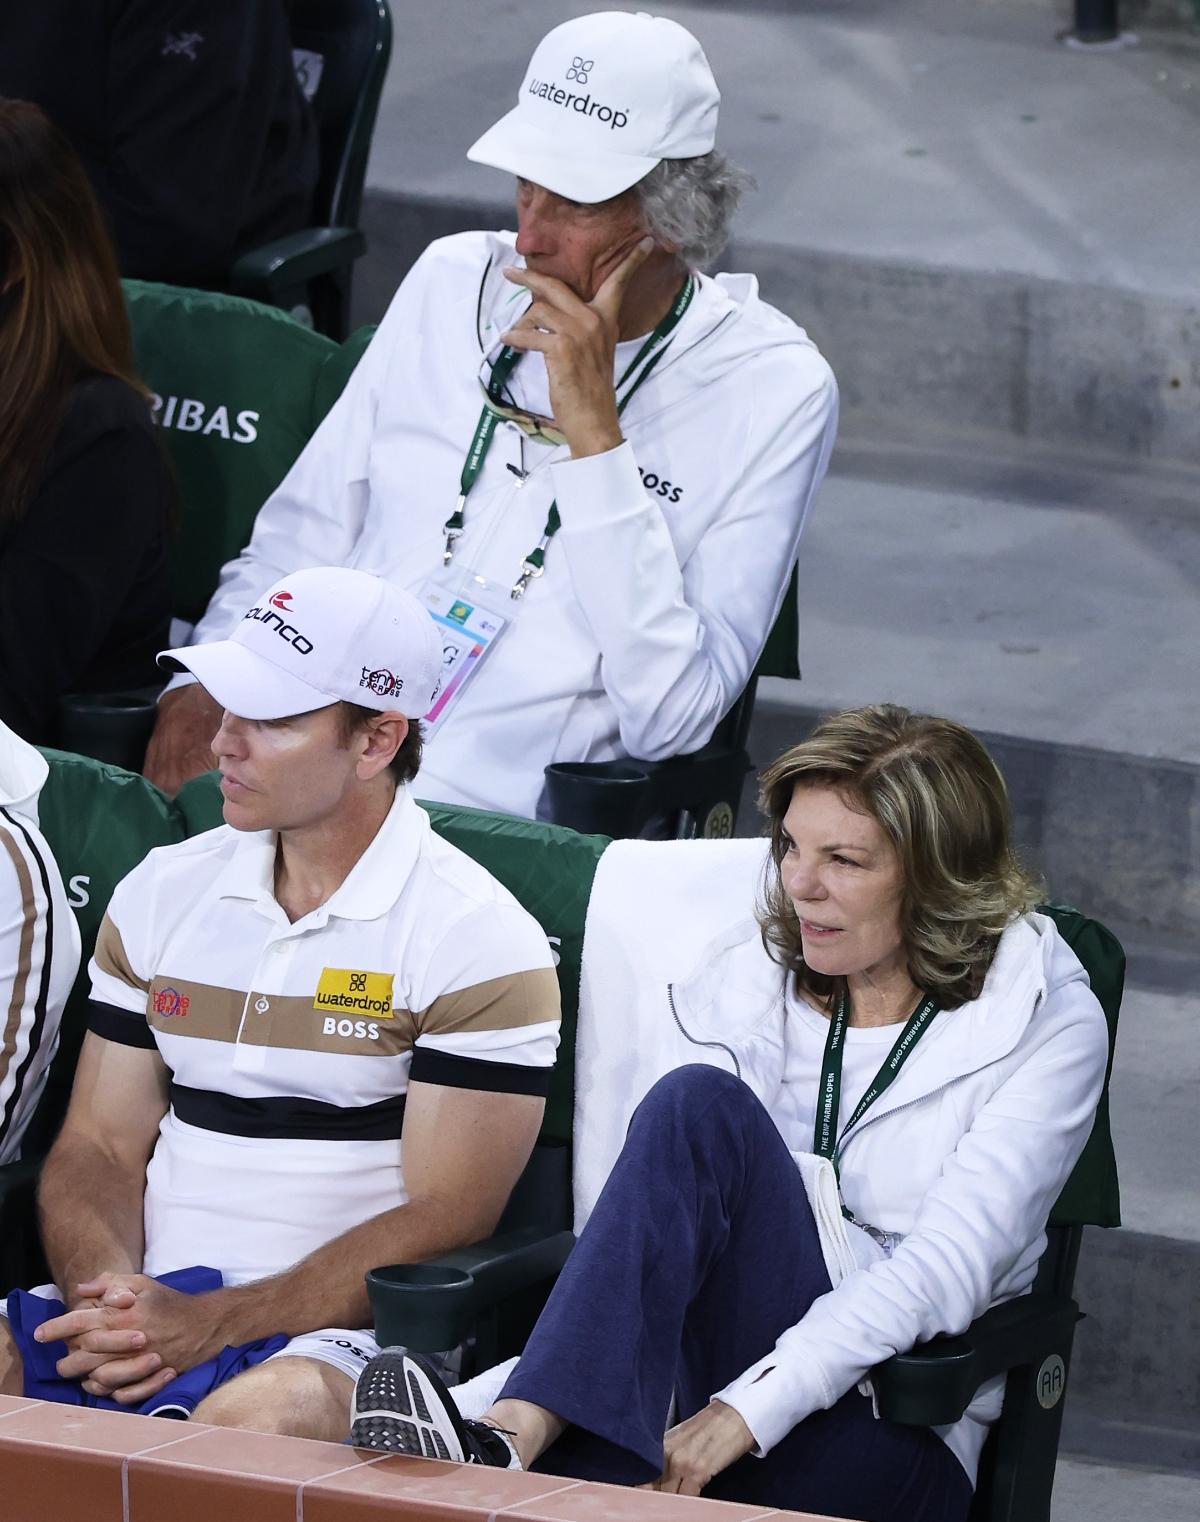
left=6, top=1266, right=286, bottom=1417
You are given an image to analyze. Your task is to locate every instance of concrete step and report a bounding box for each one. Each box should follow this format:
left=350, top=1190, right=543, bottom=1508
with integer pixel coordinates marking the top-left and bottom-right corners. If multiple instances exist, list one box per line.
left=738, top=432, right=1200, bottom=939
left=1053, top=1456, right=1200, bottom=1522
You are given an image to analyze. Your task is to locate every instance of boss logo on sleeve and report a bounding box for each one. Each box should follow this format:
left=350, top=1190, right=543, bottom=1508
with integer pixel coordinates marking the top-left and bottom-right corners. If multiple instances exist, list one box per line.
left=314, top=968, right=395, bottom=1017
left=637, top=465, right=684, bottom=503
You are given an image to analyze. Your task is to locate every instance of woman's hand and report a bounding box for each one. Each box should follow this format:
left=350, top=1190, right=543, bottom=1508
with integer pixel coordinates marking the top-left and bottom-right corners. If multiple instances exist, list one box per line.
left=641, top=1399, right=756, bottom=1496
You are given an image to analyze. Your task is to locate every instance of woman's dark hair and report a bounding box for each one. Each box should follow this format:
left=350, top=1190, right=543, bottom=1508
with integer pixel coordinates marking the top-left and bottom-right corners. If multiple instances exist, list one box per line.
left=337, top=703, right=424, bottom=785
left=0, top=99, right=149, bottom=522
left=757, top=704, right=1042, bottom=1011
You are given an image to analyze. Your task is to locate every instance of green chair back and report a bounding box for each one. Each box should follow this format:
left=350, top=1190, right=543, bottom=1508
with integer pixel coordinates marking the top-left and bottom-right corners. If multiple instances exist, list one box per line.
left=292, top=0, right=393, bottom=229
left=123, top=281, right=339, bottom=624
left=1040, top=903, right=1123, bottom=1229
left=755, top=564, right=801, bottom=682
left=175, top=772, right=609, bottom=1146
left=29, top=750, right=186, bottom=1149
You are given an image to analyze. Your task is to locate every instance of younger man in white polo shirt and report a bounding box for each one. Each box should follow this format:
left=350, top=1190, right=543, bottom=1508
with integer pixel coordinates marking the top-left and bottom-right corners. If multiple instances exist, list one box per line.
left=0, top=568, right=561, bottom=1439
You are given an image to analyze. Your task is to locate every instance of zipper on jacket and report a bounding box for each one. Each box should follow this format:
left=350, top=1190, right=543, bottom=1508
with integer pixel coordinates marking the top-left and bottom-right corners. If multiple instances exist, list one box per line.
left=836, top=1075, right=962, bottom=1157
left=667, top=983, right=742, bottom=1080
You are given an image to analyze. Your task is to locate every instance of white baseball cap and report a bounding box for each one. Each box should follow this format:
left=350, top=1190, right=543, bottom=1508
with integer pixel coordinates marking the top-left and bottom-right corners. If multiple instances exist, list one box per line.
left=467, top=11, right=719, bottom=204
left=159, top=568, right=443, bottom=722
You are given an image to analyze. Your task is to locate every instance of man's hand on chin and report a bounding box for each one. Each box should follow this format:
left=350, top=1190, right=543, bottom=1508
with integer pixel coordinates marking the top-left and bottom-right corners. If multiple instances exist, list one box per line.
left=36, top=1272, right=223, bottom=1403
left=500, top=238, right=654, bottom=460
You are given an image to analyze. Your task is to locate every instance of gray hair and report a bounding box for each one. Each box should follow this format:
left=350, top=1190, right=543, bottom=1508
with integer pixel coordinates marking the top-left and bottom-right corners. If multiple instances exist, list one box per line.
left=634, top=151, right=755, bottom=269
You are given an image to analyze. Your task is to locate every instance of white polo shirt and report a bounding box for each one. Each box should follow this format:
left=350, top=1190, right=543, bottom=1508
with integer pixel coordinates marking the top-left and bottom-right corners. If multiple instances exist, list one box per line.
left=87, top=786, right=560, bottom=1285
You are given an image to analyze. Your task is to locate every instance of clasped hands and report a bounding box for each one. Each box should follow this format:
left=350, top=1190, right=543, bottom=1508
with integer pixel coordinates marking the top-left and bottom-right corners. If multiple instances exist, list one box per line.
left=499, top=236, right=653, bottom=460
left=33, top=1272, right=220, bottom=1405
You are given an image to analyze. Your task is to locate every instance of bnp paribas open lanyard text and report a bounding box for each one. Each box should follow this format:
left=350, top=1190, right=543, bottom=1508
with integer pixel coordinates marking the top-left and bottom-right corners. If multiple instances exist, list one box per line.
left=813, top=988, right=941, bottom=1202
left=443, top=273, right=696, bottom=600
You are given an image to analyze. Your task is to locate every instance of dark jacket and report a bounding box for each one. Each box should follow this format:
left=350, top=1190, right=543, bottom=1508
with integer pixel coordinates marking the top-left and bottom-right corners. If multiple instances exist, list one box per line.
left=0, top=375, right=173, bottom=744
left=0, top=0, right=318, bottom=286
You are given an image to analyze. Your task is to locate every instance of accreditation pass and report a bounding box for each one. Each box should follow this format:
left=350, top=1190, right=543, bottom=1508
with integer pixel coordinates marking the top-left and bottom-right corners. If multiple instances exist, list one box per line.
left=420, top=583, right=508, bottom=737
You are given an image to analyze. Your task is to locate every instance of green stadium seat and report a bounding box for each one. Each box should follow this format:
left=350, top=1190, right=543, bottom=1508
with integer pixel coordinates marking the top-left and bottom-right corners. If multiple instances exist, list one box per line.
left=124, top=281, right=342, bottom=627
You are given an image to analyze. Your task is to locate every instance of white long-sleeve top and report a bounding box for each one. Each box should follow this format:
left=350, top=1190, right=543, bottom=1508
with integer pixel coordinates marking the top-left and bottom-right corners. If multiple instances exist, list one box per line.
left=572, top=840, right=1110, bottom=1485
left=681, top=914, right=1108, bottom=1481
left=0, top=723, right=80, bottom=1163
left=174, top=231, right=838, bottom=818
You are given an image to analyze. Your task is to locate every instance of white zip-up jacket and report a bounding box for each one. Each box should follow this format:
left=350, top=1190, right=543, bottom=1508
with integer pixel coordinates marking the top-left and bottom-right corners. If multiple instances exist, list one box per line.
left=176, top=232, right=838, bottom=819
left=667, top=911, right=1109, bottom=1482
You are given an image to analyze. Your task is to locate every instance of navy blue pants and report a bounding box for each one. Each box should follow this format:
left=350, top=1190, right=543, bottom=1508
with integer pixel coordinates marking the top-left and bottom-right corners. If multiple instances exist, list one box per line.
left=501, top=1066, right=973, bottom=1522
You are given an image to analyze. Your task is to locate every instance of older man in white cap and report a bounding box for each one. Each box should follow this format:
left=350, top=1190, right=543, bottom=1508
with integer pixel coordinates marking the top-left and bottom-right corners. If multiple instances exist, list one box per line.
left=0, top=567, right=560, bottom=1438
left=145, top=11, right=839, bottom=822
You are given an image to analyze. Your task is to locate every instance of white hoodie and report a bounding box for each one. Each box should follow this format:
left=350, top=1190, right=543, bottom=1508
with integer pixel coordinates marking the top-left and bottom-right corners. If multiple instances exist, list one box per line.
left=670, top=912, right=1109, bottom=1482
left=178, top=232, right=838, bottom=819
left=0, top=724, right=80, bottom=1163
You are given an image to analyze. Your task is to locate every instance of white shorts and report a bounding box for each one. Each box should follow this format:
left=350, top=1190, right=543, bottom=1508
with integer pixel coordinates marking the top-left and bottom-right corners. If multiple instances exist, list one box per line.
left=1, top=1285, right=380, bottom=1388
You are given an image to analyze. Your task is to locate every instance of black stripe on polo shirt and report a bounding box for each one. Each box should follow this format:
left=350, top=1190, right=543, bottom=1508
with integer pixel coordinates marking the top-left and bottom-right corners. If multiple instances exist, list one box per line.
left=170, top=1083, right=407, bottom=1140
left=88, top=999, right=157, bottom=1049
left=408, top=1047, right=552, bottom=1097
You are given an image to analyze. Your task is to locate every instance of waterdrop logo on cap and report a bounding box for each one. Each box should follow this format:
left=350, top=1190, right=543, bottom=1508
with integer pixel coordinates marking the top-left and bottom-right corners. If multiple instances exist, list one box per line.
left=468, top=11, right=720, bottom=204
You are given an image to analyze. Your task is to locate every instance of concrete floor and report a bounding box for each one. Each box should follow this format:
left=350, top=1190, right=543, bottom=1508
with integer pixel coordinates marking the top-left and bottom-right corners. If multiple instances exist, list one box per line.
left=1054, top=1456, right=1200, bottom=1521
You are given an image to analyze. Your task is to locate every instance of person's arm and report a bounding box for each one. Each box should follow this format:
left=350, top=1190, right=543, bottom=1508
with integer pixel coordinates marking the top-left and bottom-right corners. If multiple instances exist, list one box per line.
left=551, top=350, right=837, bottom=761
left=205, top=1079, right=546, bottom=1345
left=713, top=965, right=1109, bottom=1458
left=44, top=1079, right=545, bottom=1399
left=500, top=254, right=838, bottom=762
left=38, top=1033, right=169, bottom=1301
left=0, top=422, right=169, bottom=743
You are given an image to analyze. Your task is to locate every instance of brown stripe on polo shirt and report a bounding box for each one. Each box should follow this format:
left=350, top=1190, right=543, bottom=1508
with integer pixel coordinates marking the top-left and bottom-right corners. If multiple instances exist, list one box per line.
left=95, top=913, right=150, bottom=994
left=0, top=822, right=35, bottom=1098
left=147, top=977, right=417, bottom=1056
left=415, top=966, right=560, bottom=1037
left=148, top=976, right=242, bottom=1042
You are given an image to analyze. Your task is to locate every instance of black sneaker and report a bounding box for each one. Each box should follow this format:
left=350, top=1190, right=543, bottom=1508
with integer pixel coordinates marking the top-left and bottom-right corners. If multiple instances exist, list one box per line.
left=350, top=1347, right=520, bottom=1467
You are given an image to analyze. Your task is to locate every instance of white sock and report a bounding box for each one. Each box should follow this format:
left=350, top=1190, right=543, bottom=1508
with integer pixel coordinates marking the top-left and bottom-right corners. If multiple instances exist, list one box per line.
left=449, top=1355, right=520, bottom=1420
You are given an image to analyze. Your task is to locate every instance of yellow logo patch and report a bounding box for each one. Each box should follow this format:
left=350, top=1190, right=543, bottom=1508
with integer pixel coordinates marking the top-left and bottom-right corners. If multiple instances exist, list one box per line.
left=314, top=968, right=394, bottom=1018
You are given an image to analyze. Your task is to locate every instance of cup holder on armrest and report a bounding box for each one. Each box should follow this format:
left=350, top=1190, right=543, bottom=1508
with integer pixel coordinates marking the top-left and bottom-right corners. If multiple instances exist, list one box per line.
left=366, top=1263, right=477, bottom=1354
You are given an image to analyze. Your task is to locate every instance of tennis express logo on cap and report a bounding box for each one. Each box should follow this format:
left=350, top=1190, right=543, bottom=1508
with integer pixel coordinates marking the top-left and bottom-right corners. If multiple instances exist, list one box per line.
left=360, top=667, right=403, bottom=697
left=528, top=58, right=628, bottom=129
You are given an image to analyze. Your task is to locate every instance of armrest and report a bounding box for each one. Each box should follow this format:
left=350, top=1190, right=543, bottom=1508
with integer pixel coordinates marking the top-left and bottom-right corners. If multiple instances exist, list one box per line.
left=366, top=1227, right=574, bottom=1354
left=544, top=740, right=750, bottom=838
left=228, top=227, right=367, bottom=297
left=58, top=692, right=158, bottom=771
left=872, top=1294, right=1081, bottom=1427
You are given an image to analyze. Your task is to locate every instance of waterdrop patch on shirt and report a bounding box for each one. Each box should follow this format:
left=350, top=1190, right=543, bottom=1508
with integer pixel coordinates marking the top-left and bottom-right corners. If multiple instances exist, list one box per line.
left=314, top=968, right=395, bottom=1017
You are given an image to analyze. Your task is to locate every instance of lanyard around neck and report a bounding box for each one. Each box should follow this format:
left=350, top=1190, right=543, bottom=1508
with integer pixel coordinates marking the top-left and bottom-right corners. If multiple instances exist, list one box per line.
left=443, top=272, right=696, bottom=599
left=812, top=986, right=940, bottom=1175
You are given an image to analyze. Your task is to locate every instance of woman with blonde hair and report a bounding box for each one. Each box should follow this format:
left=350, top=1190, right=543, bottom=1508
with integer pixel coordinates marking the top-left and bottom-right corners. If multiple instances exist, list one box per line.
left=352, top=704, right=1109, bottom=1522
left=0, top=99, right=171, bottom=744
